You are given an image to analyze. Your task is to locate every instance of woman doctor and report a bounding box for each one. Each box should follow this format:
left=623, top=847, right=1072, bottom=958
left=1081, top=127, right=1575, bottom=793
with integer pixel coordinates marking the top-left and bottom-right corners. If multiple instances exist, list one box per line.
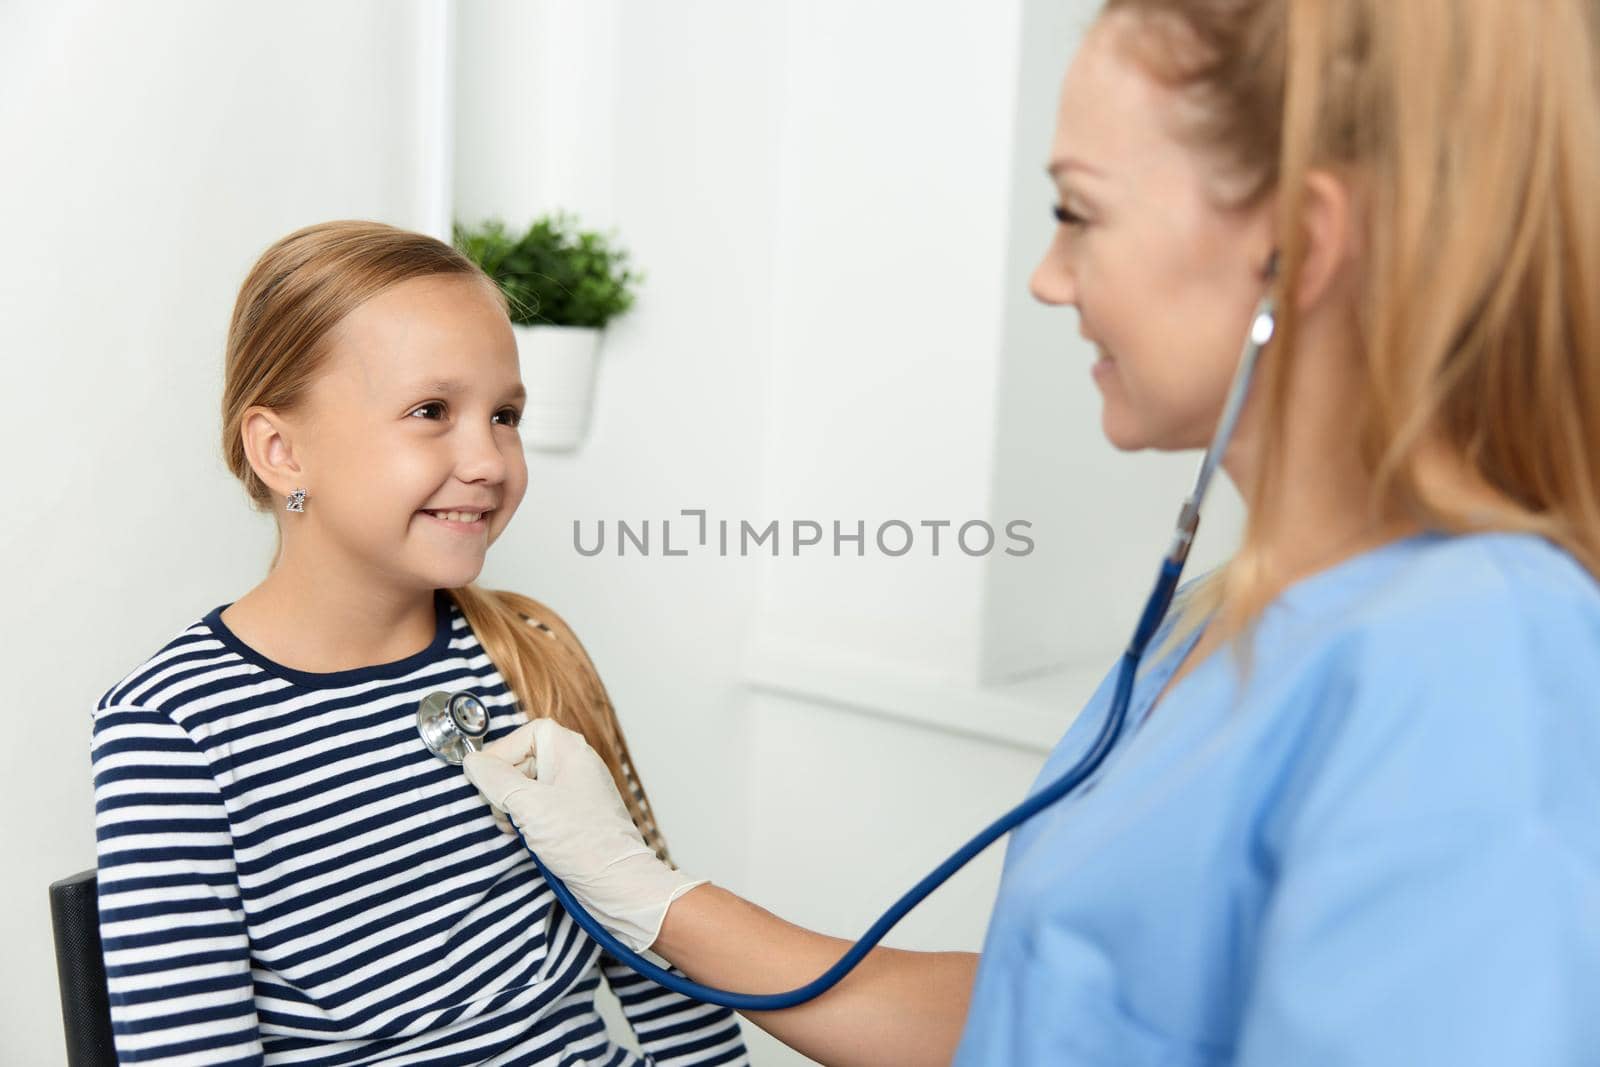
left=464, top=1, right=1600, bottom=1063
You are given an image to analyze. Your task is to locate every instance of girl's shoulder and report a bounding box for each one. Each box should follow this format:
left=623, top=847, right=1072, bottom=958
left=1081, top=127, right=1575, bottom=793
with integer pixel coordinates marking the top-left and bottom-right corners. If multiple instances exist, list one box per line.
left=94, top=605, right=227, bottom=719
left=90, top=606, right=232, bottom=765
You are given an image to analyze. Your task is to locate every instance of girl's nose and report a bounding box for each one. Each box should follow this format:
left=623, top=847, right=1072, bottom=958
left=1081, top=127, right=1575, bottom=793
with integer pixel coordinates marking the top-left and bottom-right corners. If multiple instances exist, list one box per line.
left=458, top=422, right=512, bottom=483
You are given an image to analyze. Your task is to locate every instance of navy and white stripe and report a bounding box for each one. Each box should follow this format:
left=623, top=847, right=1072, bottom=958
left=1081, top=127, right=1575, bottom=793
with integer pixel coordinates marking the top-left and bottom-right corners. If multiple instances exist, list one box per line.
left=92, top=588, right=748, bottom=1066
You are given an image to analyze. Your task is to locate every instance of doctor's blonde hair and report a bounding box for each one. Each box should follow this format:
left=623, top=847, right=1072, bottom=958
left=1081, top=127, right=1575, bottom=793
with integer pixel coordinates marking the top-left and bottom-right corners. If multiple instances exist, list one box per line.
left=218, top=220, right=675, bottom=865
left=1106, top=0, right=1600, bottom=661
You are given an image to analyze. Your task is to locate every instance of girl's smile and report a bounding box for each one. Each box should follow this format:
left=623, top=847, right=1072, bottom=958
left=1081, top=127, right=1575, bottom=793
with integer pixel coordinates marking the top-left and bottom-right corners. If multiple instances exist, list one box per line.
left=419, top=508, right=494, bottom=533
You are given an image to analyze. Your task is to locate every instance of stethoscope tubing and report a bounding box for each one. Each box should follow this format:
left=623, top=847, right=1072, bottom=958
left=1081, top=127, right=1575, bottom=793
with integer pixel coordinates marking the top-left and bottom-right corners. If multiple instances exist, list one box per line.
left=508, top=557, right=1179, bottom=1010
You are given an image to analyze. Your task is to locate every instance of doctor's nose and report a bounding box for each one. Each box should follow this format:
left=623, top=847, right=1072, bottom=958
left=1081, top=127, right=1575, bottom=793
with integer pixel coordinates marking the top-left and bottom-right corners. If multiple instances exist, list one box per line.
left=1029, top=241, right=1077, bottom=307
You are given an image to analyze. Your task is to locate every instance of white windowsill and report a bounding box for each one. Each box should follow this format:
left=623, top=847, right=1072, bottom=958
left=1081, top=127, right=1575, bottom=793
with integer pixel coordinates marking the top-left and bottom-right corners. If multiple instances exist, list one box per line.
left=740, top=634, right=1118, bottom=755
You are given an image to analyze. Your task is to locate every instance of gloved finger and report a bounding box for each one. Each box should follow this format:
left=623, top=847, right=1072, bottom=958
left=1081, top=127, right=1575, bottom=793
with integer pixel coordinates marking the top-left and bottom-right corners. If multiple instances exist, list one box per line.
left=525, top=717, right=606, bottom=781
left=480, top=719, right=540, bottom=765
left=492, top=807, right=514, bottom=835
left=462, top=748, right=544, bottom=811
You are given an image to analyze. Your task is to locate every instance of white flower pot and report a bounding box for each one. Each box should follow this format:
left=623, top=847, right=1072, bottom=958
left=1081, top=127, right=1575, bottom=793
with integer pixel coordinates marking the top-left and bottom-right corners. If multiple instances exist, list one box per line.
left=514, top=324, right=602, bottom=452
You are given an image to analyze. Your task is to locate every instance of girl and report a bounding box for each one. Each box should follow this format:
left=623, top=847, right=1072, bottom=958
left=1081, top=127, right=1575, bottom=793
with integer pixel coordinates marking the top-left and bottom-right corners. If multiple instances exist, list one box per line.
left=464, top=1, right=1600, bottom=1065
left=90, top=220, right=749, bottom=1066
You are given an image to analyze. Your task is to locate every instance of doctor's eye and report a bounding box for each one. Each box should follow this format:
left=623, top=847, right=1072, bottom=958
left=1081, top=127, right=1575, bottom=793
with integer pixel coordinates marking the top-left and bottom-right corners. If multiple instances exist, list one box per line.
left=1052, top=204, right=1088, bottom=228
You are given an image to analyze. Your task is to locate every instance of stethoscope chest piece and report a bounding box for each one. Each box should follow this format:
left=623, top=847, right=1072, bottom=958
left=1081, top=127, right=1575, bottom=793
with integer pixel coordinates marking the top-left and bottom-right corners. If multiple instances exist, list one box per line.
left=417, top=690, right=490, bottom=765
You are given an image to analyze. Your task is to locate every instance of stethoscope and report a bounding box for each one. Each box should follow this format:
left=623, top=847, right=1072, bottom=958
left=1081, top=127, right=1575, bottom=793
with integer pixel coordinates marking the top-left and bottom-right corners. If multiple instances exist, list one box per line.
left=417, top=690, right=490, bottom=764
left=418, top=276, right=1280, bottom=1011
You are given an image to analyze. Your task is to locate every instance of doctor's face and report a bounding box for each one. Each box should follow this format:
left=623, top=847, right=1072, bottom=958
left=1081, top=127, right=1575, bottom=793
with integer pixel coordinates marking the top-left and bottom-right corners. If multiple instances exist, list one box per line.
left=1032, top=11, right=1276, bottom=452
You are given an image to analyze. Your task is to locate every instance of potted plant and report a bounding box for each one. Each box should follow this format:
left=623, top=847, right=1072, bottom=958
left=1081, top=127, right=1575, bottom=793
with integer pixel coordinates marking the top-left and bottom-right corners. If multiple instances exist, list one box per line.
left=454, top=212, right=642, bottom=451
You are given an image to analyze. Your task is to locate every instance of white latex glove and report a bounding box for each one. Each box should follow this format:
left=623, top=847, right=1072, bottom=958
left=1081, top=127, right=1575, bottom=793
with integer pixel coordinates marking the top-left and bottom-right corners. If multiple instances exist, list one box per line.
left=461, top=718, right=709, bottom=953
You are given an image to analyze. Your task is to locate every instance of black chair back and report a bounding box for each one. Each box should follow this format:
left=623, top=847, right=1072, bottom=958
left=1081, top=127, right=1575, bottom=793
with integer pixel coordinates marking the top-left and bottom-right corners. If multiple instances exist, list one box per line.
left=48, top=869, right=118, bottom=1067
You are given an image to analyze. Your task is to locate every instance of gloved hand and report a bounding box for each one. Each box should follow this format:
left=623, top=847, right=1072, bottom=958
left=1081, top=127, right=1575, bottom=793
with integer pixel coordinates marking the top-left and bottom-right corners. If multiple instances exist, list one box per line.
left=461, top=718, right=709, bottom=953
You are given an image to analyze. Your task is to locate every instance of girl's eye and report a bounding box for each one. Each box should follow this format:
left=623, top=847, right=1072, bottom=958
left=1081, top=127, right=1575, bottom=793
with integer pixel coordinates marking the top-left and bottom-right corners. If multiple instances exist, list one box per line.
left=408, top=401, right=523, bottom=428
left=1052, top=203, right=1088, bottom=228
left=411, top=402, right=446, bottom=420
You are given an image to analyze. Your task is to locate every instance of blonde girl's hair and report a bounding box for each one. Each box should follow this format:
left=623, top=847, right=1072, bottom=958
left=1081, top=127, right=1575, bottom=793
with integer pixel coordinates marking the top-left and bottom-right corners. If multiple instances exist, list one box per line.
left=219, top=219, right=675, bottom=865
left=1099, top=0, right=1600, bottom=670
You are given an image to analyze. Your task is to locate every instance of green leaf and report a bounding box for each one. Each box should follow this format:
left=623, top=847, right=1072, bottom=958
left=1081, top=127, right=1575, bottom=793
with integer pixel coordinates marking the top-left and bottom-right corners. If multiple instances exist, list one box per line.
left=451, top=211, right=642, bottom=327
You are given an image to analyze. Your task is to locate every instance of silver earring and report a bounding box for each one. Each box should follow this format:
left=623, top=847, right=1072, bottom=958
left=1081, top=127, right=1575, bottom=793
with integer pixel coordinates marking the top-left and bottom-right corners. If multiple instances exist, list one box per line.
left=285, top=487, right=307, bottom=513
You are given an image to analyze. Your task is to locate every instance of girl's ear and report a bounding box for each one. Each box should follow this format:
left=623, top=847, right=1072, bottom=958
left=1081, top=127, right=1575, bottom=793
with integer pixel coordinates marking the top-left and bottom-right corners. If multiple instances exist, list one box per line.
left=1292, top=168, right=1357, bottom=313
left=240, top=405, right=306, bottom=497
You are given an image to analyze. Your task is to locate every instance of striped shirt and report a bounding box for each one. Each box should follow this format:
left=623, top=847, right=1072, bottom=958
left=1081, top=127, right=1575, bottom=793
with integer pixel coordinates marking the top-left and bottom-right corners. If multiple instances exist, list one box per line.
left=91, top=588, right=749, bottom=1066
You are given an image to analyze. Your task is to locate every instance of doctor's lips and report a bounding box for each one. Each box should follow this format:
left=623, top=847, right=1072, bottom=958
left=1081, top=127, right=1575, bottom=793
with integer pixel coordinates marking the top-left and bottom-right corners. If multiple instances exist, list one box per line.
left=1091, top=346, right=1117, bottom=383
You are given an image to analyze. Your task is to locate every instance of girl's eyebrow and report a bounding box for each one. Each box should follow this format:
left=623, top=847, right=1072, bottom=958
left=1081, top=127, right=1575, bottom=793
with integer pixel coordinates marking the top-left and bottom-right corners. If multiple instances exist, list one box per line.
left=416, top=377, right=527, bottom=401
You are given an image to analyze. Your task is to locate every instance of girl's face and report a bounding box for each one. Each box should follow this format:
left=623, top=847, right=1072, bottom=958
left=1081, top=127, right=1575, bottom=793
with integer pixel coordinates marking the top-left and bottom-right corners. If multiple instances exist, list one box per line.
left=1033, top=12, right=1277, bottom=452
left=286, top=273, right=529, bottom=592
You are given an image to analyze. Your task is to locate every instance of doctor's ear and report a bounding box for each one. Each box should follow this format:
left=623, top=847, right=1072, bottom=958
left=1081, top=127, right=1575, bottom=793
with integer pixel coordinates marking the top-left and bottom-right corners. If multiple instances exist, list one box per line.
left=1284, top=168, right=1358, bottom=312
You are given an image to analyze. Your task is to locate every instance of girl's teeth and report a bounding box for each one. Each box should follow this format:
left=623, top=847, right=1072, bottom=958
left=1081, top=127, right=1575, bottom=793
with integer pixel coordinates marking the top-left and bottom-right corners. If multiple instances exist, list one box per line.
left=429, top=510, right=484, bottom=524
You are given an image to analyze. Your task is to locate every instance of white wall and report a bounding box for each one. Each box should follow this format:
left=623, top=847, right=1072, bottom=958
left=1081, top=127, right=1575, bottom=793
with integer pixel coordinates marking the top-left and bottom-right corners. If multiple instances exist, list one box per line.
left=2, top=2, right=1243, bottom=1064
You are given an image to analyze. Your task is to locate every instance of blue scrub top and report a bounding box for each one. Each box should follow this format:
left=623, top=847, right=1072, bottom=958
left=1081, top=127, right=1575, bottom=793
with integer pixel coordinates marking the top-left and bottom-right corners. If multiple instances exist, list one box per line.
left=954, top=530, right=1600, bottom=1066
